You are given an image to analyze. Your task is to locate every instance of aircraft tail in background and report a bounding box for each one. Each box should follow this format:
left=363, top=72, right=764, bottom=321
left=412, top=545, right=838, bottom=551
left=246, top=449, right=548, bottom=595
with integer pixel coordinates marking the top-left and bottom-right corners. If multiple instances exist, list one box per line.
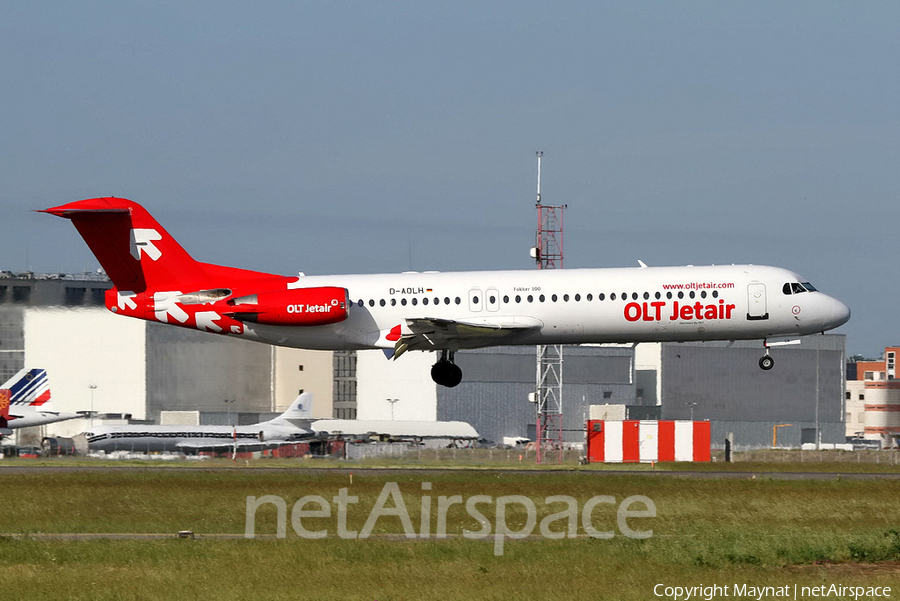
left=2, top=368, right=51, bottom=408
left=0, top=368, right=81, bottom=433
left=267, top=392, right=315, bottom=427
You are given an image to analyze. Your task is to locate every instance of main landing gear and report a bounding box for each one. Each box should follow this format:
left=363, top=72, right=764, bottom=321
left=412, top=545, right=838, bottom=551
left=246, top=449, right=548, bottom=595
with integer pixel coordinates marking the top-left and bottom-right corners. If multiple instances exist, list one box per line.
left=431, top=350, right=462, bottom=388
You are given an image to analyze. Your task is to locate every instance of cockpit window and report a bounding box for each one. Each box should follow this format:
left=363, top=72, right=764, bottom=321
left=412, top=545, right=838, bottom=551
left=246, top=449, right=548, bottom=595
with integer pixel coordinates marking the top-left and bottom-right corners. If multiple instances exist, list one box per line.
left=783, top=282, right=817, bottom=295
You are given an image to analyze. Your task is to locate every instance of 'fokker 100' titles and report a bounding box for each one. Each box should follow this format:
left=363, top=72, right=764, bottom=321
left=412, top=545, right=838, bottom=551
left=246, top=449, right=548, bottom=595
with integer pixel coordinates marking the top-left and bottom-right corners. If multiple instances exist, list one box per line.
left=43, top=197, right=850, bottom=387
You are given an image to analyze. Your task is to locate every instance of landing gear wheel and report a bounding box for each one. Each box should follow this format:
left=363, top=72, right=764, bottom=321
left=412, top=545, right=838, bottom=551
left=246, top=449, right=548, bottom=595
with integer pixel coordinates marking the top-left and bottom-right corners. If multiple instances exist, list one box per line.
left=431, top=352, right=463, bottom=388
left=431, top=361, right=450, bottom=384
left=445, top=363, right=462, bottom=388
left=759, top=355, right=774, bottom=370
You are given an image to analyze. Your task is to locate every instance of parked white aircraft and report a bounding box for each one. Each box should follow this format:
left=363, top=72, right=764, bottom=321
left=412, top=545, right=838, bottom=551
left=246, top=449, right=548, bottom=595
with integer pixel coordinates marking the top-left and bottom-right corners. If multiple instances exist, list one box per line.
left=84, top=393, right=315, bottom=453
left=43, top=198, right=850, bottom=387
left=0, top=368, right=81, bottom=437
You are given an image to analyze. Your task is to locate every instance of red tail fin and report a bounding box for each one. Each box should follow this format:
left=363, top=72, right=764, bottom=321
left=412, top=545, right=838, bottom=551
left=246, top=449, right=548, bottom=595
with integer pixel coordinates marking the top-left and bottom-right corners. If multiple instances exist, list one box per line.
left=41, top=198, right=209, bottom=292
left=44, top=198, right=290, bottom=335
left=43, top=198, right=215, bottom=292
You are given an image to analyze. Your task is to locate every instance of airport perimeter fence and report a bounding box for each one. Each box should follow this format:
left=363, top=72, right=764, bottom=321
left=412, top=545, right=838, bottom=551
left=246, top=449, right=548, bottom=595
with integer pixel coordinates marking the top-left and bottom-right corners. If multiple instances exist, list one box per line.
left=7, top=444, right=899, bottom=466
left=728, top=448, right=899, bottom=466
left=345, top=445, right=584, bottom=465
left=344, top=446, right=900, bottom=467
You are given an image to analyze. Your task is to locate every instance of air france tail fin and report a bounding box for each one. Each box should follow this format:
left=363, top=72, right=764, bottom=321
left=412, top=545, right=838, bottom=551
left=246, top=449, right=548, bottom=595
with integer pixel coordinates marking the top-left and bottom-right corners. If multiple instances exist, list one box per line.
left=1, top=368, right=51, bottom=408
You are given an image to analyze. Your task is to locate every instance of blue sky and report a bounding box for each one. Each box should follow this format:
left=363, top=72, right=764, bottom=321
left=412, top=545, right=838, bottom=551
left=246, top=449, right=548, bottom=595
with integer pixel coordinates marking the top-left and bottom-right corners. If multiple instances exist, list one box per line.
left=1, top=2, right=896, bottom=357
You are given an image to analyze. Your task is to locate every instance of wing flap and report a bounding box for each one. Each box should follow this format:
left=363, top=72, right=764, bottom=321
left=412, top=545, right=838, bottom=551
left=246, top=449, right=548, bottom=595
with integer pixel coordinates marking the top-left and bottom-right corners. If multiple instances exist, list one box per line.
left=391, top=315, right=542, bottom=356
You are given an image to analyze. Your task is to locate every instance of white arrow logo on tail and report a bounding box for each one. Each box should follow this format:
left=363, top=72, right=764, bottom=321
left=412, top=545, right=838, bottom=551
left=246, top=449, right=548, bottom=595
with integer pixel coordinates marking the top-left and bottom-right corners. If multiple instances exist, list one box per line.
left=117, top=291, right=138, bottom=311
left=153, top=291, right=189, bottom=324
left=195, top=311, right=224, bottom=333
left=130, top=228, right=163, bottom=261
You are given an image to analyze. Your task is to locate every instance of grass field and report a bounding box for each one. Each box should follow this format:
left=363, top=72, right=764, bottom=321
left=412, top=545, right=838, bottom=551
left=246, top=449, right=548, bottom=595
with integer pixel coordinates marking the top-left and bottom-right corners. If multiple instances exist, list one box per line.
left=2, top=463, right=900, bottom=600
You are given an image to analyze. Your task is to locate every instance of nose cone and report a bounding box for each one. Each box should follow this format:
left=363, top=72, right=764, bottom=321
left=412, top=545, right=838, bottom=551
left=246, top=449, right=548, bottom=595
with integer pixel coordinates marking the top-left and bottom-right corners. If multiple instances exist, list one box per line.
left=825, top=296, right=851, bottom=330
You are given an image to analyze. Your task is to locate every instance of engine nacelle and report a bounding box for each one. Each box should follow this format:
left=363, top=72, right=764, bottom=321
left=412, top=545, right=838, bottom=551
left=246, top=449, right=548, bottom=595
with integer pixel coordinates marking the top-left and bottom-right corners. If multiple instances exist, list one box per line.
left=226, top=286, right=349, bottom=326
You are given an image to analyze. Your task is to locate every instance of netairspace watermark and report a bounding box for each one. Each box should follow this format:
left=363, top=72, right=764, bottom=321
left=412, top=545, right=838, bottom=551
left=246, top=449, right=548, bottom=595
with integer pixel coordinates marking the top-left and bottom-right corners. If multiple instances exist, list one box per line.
left=654, top=583, right=892, bottom=600
left=244, top=482, right=656, bottom=555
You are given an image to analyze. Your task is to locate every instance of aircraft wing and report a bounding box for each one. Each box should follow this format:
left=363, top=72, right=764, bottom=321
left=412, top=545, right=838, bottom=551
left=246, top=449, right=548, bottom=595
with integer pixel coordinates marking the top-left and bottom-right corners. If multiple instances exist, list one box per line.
left=391, top=316, right=542, bottom=358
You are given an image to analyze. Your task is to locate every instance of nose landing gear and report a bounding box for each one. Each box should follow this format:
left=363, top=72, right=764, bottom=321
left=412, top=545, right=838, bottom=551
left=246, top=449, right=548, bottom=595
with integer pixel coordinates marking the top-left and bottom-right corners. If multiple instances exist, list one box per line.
left=431, top=350, right=462, bottom=388
left=758, top=338, right=799, bottom=371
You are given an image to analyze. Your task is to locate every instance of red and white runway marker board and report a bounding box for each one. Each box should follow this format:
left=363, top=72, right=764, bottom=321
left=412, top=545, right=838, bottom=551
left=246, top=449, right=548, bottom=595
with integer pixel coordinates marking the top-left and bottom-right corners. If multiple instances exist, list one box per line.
left=587, top=420, right=711, bottom=463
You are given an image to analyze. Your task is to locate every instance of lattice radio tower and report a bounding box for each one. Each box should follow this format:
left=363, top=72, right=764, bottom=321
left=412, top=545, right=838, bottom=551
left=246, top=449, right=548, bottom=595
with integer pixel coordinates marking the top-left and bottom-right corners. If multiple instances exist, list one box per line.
left=533, top=151, right=566, bottom=464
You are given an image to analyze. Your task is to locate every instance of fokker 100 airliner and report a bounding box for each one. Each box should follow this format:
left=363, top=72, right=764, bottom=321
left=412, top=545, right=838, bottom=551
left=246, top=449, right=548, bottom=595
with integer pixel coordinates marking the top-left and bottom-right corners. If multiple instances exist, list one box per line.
left=43, top=198, right=850, bottom=387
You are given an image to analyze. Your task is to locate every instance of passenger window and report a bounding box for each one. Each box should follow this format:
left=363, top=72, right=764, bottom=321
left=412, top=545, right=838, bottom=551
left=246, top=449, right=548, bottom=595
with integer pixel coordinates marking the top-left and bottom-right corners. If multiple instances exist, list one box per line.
left=539, top=294, right=545, bottom=302
left=423, top=298, right=429, bottom=305
left=379, top=299, right=386, bottom=307
left=677, top=292, right=684, bottom=299
left=575, top=294, right=581, bottom=301
left=586, top=294, right=593, bottom=301
left=563, top=294, right=569, bottom=302
left=503, top=295, right=509, bottom=303
left=666, top=292, right=673, bottom=300
left=515, top=295, right=521, bottom=303
left=643, top=292, right=649, bottom=300
left=455, top=297, right=461, bottom=305
left=401, top=299, right=408, bottom=306
left=368, top=299, right=375, bottom=307
left=412, top=298, right=418, bottom=306
left=527, top=295, right=534, bottom=303
left=552, top=294, right=558, bottom=302
left=655, top=292, right=661, bottom=300
left=391, top=299, right=397, bottom=306
left=610, top=293, right=616, bottom=301
left=712, top=291, right=718, bottom=298
left=599, top=293, right=605, bottom=301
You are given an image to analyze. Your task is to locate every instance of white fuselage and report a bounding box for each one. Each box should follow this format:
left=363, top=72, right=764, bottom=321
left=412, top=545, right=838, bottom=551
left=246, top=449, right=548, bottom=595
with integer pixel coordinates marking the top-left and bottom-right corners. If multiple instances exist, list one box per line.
left=236, top=264, right=849, bottom=351
left=84, top=422, right=310, bottom=453
left=4, top=410, right=81, bottom=430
